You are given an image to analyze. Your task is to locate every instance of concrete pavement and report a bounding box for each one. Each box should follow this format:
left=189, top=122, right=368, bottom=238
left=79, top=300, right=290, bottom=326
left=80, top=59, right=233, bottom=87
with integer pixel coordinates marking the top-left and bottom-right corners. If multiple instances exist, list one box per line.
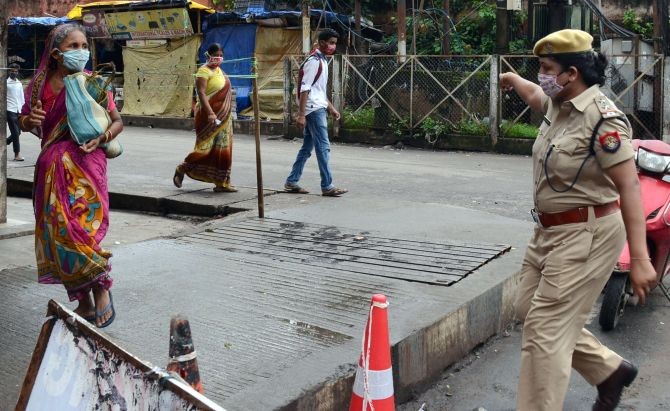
left=1, top=127, right=535, bottom=410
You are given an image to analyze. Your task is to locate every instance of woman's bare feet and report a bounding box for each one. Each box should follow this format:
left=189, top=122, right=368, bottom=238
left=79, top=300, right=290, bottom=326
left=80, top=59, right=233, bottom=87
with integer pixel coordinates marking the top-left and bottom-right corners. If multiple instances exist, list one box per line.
left=73, top=293, right=95, bottom=320
left=92, top=287, right=115, bottom=327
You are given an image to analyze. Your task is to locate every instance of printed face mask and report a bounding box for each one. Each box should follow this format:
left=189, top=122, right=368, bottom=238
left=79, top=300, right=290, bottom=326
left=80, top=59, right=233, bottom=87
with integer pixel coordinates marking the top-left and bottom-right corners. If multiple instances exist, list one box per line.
left=60, top=49, right=90, bottom=72
left=208, top=56, right=223, bottom=66
left=538, top=73, right=565, bottom=99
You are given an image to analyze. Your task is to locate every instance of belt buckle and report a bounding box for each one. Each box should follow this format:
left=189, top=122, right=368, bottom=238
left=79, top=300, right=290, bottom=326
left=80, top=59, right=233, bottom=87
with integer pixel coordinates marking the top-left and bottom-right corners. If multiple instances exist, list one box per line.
left=530, top=208, right=543, bottom=228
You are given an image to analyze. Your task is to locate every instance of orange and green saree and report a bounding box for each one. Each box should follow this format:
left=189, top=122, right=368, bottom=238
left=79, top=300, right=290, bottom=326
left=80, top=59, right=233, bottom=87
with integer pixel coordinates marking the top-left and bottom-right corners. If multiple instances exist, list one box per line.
left=176, top=68, right=234, bottom=189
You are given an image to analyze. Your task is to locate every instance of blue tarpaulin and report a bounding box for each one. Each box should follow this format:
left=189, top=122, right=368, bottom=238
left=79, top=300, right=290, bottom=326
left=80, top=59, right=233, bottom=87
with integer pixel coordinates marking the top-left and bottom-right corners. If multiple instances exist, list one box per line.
left=9, top=17, right=72, bottom=26
left=9, top=17, right=74, bottom=39
left=204, top=9, right=383, bottom=40
left=206, top=9, right=352, bottom=26
left=199, top=24, right=257, bottom=112
left=8, top=17, right=74, bottom=71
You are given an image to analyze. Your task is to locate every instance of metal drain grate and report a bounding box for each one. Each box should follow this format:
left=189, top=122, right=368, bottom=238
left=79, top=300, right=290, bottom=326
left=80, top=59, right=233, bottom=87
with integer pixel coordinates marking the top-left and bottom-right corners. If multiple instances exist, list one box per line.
left=183, top=218, right=510, bottom=286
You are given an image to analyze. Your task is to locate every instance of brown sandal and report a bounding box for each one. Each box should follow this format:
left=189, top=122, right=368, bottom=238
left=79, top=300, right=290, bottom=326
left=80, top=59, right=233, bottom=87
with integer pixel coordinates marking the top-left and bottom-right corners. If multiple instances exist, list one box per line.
left=284, top=183, right=309, bottom=194
left=213, top=186, right=238, bottom=193
left=173, top=170, right=184, bottom=188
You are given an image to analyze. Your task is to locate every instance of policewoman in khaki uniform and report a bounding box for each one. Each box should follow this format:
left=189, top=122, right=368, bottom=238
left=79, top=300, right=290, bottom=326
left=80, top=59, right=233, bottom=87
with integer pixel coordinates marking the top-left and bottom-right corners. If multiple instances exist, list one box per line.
left=499, top=30, right=657, bottom=411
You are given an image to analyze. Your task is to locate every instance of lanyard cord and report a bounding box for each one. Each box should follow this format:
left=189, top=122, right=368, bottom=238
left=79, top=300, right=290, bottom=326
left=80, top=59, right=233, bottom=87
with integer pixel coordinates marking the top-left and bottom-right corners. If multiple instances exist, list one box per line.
left=543, top=116, right=612, bottom=193
left=544, top=145, right=594, bottom=193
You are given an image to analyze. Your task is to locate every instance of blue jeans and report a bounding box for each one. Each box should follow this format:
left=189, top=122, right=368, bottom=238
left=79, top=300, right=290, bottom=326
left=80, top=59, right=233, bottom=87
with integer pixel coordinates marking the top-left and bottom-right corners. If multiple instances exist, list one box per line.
left=286, top=108, right=334, bottom=190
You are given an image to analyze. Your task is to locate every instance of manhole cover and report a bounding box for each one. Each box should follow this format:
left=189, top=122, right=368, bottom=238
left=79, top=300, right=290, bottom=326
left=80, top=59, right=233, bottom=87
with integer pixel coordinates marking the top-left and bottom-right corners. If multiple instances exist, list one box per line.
left=183, top=218, right=510, bottom=286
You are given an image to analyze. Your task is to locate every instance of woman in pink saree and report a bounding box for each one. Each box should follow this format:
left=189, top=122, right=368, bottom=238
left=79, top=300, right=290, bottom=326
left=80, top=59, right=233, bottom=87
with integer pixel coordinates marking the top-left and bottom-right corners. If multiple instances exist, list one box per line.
left=19, top=24, right=123, bottom=328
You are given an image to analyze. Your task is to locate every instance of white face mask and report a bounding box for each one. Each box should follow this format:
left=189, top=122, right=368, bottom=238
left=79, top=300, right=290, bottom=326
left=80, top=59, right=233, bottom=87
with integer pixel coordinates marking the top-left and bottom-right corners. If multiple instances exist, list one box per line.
left=538, top=73, right=567, bottom=99
left=60, top=49, right=90, bottom=72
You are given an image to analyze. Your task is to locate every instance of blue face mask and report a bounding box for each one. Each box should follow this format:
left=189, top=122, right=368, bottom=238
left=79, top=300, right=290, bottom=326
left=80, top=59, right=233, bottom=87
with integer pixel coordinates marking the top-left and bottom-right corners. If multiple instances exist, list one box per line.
left=60, top=49, right=90, bottom=72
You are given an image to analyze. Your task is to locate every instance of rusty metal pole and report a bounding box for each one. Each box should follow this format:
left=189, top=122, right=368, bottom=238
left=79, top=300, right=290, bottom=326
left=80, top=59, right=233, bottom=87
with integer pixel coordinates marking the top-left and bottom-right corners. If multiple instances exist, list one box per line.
left=547, top=0, right=568, bottom=33
left=302, top=0, right=310, bottom=54
left=398, top=0, right=407, bottom=62
left=0, top=0, right=8, bottom=223
left=283, top=57, right=291, bottom=138
left=412, top=1, right=417, bottom=55
left=496, top=0, right=509, bottom=54
left=442, top=0, right=450, bottom=55
left=252, top=62, right=265, bottom=218
left=527, top=0, right=534, bottom=45
left=354, top=0, right=361, bottom=52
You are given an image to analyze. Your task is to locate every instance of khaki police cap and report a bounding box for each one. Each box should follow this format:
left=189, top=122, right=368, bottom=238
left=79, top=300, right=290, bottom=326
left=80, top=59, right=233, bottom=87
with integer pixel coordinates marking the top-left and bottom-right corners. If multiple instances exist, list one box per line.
left=533, top=29, right=593, bottom=57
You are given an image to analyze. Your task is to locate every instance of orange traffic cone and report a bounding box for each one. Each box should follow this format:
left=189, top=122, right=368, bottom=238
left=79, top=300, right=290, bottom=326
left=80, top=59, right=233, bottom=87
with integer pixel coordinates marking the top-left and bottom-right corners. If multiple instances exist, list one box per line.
left=349, top=294, right=395, bottom=411
left=167, top=314, right=204, bottom=394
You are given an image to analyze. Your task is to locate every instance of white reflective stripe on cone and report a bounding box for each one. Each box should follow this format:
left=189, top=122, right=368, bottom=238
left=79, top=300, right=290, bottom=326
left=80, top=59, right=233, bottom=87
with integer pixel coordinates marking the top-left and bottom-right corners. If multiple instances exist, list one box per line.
left=352, top=367, right=394, bottom=400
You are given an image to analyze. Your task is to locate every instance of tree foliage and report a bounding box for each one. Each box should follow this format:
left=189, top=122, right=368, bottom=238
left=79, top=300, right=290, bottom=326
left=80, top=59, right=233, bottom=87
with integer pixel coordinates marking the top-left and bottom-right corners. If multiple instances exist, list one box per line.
left=211, top=0, right=236, bottom=9
left=621, top=9, right=653, bottom=40
left=382, top=0, right=527, bottom=55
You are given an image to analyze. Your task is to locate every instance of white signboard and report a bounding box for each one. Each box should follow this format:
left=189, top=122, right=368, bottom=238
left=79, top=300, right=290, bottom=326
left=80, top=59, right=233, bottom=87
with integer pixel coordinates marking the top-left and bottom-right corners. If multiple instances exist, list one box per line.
left=17, top=300, right=225, bottom=411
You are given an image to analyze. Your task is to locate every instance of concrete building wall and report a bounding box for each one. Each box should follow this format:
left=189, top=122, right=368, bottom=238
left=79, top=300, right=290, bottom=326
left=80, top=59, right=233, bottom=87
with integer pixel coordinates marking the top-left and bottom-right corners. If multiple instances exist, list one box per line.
left=601, top=0, right=653, bottom=20
left=8, top=0, right=82, bottom=18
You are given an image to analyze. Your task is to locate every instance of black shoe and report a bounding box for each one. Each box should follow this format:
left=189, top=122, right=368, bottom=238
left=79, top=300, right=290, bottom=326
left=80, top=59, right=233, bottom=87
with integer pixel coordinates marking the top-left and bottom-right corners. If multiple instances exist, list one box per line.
left=593, top=360, right=638, bottom=411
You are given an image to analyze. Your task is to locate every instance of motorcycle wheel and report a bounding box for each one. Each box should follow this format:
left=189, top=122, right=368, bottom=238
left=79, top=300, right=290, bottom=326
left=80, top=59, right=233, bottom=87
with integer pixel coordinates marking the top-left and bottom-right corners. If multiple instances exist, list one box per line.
left=599, top=273, right=630, bottom=331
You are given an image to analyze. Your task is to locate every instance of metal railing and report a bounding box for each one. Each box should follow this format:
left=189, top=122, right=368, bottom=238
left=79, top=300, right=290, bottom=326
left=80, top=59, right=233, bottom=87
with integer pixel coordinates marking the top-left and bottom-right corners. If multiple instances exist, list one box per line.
left=500, top=54, right=665, bottom=140
left=282, top=53, right=665, bottom=142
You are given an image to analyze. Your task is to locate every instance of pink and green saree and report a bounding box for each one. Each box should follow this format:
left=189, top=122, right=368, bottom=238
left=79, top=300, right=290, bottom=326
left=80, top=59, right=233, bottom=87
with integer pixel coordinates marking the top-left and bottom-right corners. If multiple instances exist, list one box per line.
left=22, top=25, right=113, bottom=301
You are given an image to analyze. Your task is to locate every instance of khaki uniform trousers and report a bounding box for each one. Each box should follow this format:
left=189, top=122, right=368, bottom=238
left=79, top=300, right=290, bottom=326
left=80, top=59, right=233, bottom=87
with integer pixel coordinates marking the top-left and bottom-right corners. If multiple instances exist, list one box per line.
left=515, top=208, right=626, bottom=411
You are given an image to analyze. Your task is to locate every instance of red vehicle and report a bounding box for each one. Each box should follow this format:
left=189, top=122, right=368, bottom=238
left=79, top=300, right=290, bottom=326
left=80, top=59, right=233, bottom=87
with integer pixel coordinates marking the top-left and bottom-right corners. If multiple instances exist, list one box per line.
left=599, top=139, right=670, bottom=330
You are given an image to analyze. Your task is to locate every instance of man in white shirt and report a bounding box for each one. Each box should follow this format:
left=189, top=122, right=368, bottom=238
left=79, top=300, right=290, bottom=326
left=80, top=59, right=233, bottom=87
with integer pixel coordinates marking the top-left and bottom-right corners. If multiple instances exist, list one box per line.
left=285, top=28, right=347, bottom=197
left=6, top=63, right=25, bottom=161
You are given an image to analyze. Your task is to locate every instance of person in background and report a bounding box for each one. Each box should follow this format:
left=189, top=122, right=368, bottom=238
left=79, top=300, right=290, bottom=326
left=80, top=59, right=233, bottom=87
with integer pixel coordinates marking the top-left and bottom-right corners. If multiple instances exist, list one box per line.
left=499, top=29, right=657, bottom=411
left=173, top=42, right=237, bottom=193
left=6, top=63, right=25, bottom=161
left=20, top=24, right=123, bottom=328
left=284, top=28, right=347, bottom=197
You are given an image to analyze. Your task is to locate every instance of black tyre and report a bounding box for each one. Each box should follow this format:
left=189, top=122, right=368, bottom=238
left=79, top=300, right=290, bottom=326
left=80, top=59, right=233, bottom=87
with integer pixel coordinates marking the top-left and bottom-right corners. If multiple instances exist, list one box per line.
left=599, top=273, right=630, bottom=331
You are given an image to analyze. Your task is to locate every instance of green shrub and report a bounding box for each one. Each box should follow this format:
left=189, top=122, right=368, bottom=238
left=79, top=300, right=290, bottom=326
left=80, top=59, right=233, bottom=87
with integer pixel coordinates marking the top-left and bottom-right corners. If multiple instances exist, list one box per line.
left=456, top=118, right=490, bottom=136
left=388, top=116, right=410, bottom=137
left=502, top=122, right=539, bottom=139
left=419, top=117, right=451, bottom=143
left=343, top=107, right=375, bottom=129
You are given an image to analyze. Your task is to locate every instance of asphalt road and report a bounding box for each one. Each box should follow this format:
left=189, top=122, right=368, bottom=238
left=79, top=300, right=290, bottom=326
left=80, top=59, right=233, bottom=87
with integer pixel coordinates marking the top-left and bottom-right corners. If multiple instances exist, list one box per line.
left=397, top=291, right=670, bottom=411
left=4, top=127, right=667, bottom=410
left=6, top=125, right=534, bottom=221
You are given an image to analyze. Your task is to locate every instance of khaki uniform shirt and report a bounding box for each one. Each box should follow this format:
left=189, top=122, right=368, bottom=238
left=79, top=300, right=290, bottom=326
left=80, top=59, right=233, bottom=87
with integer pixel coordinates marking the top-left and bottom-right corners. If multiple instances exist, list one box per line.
left=532, top=85, right=634, bottom=213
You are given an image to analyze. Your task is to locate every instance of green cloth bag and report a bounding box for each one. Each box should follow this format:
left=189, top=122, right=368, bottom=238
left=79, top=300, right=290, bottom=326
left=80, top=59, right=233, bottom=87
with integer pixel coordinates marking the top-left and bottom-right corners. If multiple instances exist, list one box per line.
left=63, top=66, right=122, bottom=159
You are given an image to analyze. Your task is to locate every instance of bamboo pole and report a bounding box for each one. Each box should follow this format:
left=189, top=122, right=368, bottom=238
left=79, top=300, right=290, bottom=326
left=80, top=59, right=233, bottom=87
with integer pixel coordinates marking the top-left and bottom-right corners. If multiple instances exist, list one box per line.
left=252, top=61, right=265, bottom=218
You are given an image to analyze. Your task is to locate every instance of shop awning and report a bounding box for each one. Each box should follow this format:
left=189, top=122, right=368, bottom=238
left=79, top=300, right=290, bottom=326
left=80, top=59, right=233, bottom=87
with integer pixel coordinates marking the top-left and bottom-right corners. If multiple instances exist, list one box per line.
left=9, top=17, right=73, bottom=26
left=67, top=0, right=214, bottom=20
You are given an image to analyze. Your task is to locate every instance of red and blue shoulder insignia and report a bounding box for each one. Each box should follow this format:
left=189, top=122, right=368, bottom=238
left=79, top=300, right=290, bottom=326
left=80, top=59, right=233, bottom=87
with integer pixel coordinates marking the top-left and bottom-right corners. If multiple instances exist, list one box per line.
left=599, top=130, right=621, bottom=153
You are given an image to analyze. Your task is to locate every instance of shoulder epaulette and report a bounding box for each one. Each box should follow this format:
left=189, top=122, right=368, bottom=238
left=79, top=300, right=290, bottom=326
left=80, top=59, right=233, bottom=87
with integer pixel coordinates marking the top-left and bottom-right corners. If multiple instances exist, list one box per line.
left=594, top=95, right=624, bottom=119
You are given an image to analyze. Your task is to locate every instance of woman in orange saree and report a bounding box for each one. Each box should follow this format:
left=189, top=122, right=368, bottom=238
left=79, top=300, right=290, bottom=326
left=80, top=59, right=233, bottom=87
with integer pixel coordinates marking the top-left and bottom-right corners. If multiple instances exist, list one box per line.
left=173, top=43, right=236, bottom=192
